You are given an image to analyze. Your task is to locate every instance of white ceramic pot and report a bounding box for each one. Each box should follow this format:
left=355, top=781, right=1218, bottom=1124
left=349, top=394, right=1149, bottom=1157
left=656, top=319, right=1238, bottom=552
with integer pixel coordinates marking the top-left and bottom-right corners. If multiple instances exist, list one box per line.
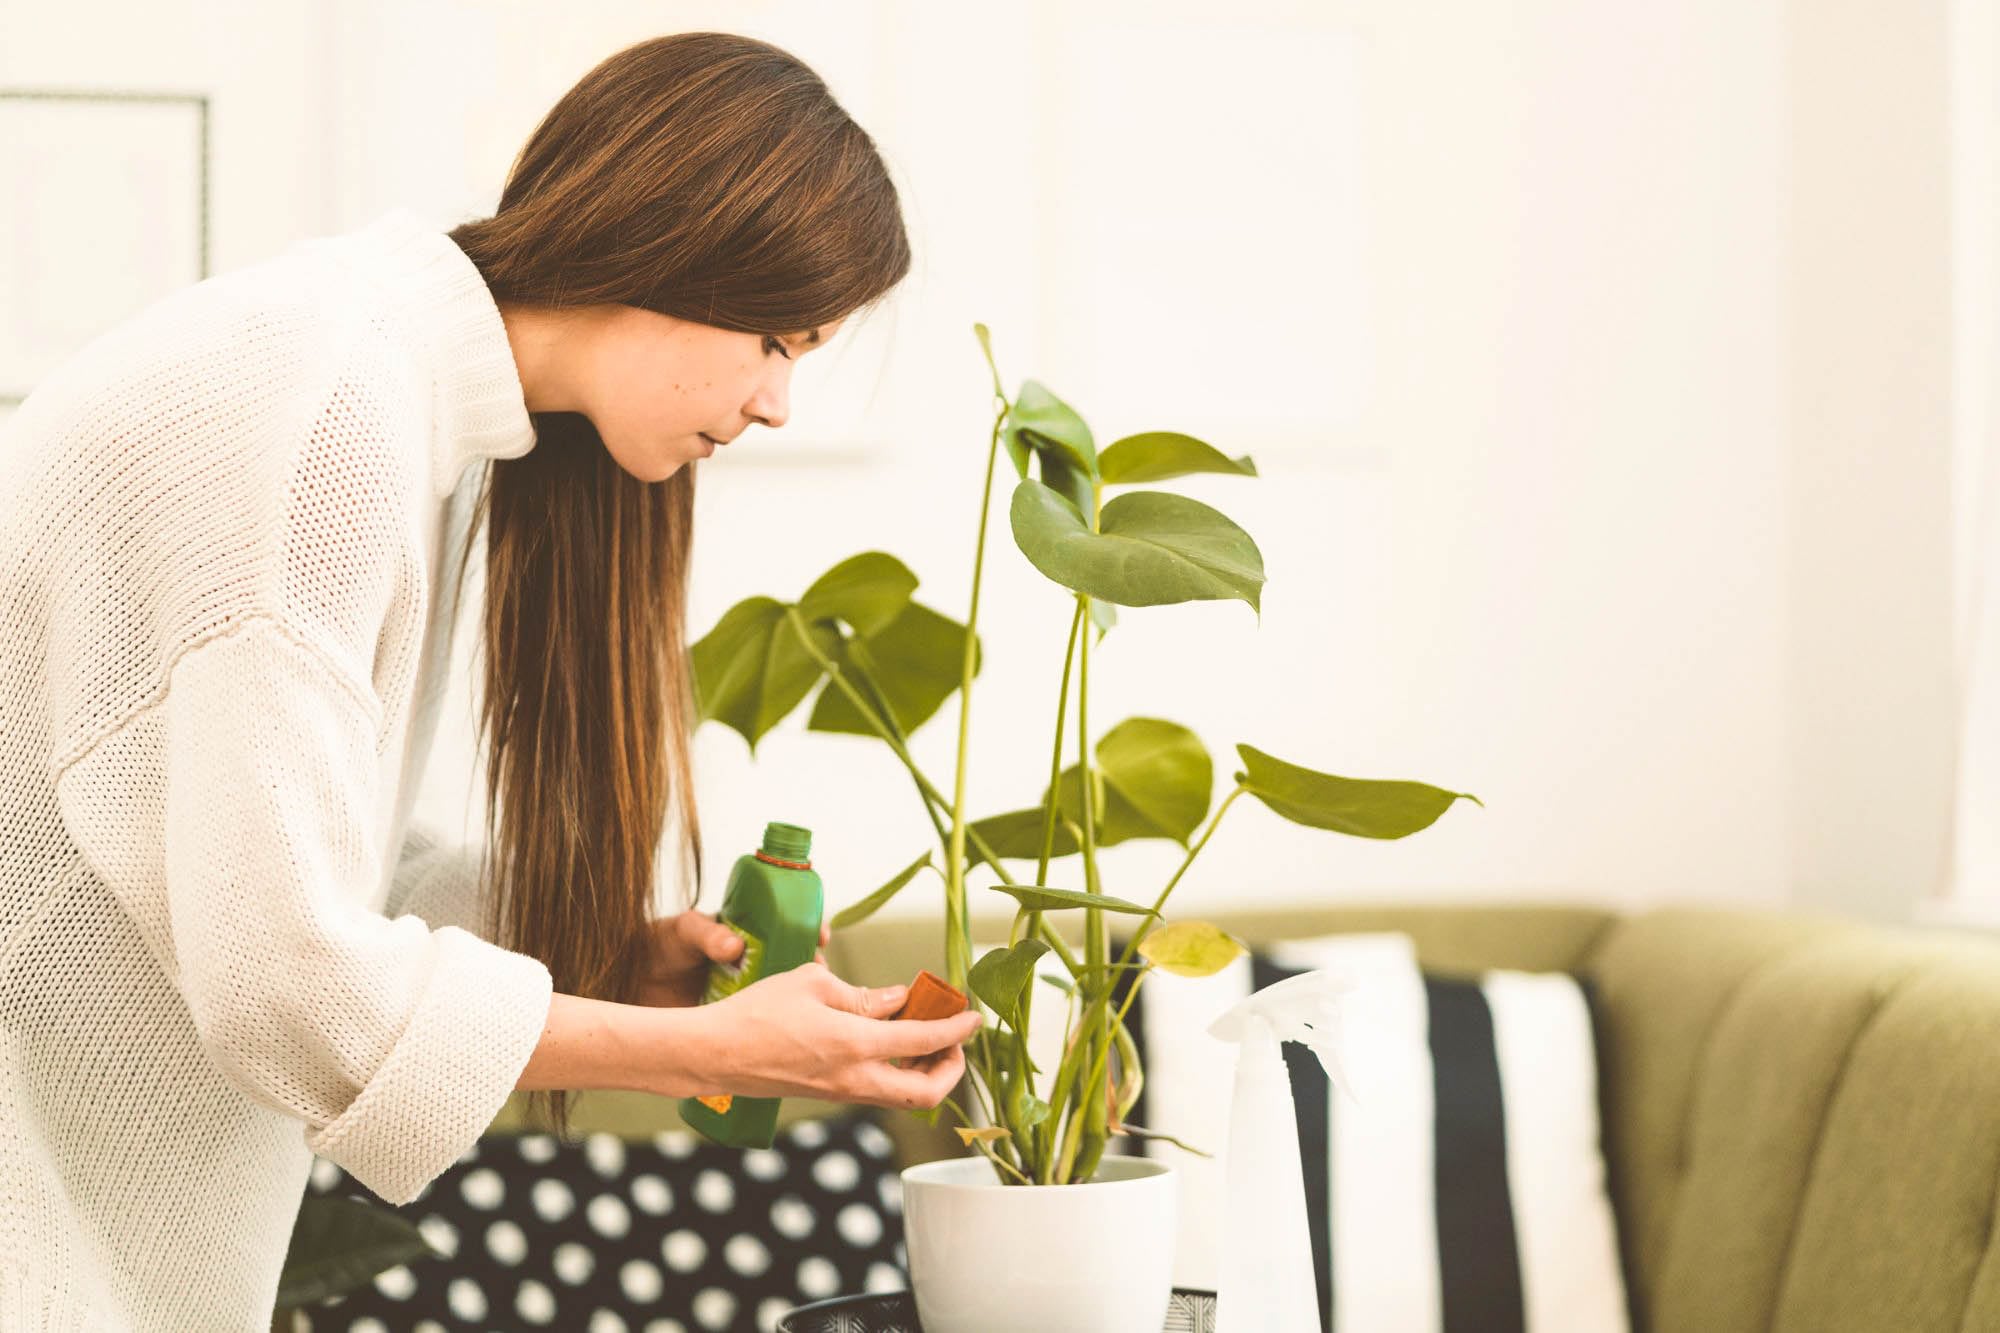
left=900, top=1153, right=1178, bottom=1333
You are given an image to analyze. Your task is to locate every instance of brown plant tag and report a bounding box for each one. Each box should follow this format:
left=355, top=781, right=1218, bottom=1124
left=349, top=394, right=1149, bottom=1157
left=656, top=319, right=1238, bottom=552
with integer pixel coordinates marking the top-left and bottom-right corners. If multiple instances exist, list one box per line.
left=887, top=969, right=967, bottom=1022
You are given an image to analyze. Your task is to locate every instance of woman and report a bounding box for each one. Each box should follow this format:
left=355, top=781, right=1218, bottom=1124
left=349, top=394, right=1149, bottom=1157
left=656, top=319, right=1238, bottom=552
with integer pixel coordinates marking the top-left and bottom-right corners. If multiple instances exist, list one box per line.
left=0, top=31, right=981, bottom=1331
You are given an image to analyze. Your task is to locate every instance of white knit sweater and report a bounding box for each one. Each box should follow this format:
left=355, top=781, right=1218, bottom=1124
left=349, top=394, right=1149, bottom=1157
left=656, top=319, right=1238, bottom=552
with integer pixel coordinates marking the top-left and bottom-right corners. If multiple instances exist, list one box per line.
left=0, top=209, right=558, bottom=1330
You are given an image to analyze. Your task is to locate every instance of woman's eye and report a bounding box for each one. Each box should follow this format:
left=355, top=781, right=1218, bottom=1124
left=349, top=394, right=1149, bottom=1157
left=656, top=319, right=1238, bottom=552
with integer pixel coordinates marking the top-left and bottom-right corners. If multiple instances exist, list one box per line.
left=764, top=336, right=792, bottom=360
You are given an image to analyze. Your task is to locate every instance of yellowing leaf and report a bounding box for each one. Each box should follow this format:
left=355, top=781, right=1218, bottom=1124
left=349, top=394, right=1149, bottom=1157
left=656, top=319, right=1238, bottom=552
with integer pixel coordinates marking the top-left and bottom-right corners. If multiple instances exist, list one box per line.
left=953, top=1126, right=1013, bottom=1147
left=1137, top=921, right=1247, bottom=978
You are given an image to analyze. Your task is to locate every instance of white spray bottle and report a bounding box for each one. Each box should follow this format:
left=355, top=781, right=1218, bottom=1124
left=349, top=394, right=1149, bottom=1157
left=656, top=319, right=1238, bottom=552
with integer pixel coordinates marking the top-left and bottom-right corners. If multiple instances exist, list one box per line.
left=1206, top=968, right=1357, bottom=1333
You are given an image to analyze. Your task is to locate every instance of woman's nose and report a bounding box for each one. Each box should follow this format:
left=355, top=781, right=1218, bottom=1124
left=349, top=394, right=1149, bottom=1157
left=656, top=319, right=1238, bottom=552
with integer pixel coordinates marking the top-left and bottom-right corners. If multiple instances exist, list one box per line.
left=746, top=380, right=789, bottom=432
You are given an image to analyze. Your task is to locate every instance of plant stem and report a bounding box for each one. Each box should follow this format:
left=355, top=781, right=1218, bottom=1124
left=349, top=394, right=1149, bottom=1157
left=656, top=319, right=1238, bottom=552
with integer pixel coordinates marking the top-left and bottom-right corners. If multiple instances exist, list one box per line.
left=1076, top=491, right=1110, bottom=1182
left=973, top=1137, right=1035, bottom=1186
left=945, top=398, right=1011, bottom=996
left=1059, top=587, right=1109, bottom=1185
left=776, top=611, right=1087, bottom=982
left=935, top=1093, right=1034, bottom=1186
left=1016, top=596, right=1085, bottom=1173
left=780, top=604, right=1108, bottom=1179
left=1067, top=961, right=1152, bottom=1181
left=781, top=609, right=1017, bottom=1140
left=1036, top=600, right=1087, bottom=886
left=1101, top=784, right=1252, bottom=997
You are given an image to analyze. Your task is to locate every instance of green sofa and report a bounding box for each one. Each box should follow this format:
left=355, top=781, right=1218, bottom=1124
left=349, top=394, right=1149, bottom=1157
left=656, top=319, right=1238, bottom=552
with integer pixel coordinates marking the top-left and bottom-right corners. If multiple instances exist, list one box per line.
left=488, top=902, right=2000, bottom=1333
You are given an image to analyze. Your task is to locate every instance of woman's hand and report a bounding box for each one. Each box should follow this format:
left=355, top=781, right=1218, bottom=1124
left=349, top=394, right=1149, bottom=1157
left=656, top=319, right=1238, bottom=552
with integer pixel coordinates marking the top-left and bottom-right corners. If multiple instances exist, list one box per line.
left=633, top=909, right=832, bottom=1009
left=685, top=960, right=983, bottom=1110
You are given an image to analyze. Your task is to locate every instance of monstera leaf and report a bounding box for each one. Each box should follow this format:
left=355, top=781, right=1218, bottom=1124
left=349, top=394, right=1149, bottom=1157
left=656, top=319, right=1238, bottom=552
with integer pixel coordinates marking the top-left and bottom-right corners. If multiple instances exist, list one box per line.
left=1011, top=480, right=1265, bottom=612
left=1098, top=431, right=1258, bottom=485
left=690, top=552, right=977, bottom=752
left=807, top=601, right=981, bottom=737
left=976, top=718, right=1212, bottom=859
left=969, top=938, right=1052, bottom=1032
left=989, top=884, right=1161, bottom=916
left=968, top=807, right=1083, bottom=863
left=1051, top=717, right=1213, bottom=848
left=1234, top=743, right=1484, bottom=838
left=1003, top=378, right=1097, bottom=482
left=796, top=551, right=918, bottom=638
left=689, top=597, right=839, bottom=754
left=1136, top=920, right=1248, bottom=978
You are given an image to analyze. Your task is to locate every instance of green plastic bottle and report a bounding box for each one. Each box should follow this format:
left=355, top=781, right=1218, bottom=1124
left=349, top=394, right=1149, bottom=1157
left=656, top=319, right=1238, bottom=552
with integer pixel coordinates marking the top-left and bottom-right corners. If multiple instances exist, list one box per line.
left=679, top=820, right=825, bottom=1149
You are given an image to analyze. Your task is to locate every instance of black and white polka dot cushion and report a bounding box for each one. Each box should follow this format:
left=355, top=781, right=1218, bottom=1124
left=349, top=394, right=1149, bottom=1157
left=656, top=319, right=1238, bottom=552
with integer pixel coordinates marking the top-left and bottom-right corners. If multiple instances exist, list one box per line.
left=299, top=1110, right=909, bottom=1333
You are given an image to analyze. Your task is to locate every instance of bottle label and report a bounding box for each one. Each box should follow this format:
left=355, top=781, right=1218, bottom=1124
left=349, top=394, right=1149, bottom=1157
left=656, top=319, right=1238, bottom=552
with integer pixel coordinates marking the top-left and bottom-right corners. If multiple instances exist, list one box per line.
left=701, top=922, right=764, bottom=1005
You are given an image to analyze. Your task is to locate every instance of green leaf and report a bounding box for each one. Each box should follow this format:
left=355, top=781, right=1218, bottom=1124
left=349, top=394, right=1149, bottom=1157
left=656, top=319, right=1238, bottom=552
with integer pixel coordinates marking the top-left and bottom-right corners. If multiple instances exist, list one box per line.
left=796, top=552, right=918, bottom=639
left=276, top=1196, right=440, bottom=1309
left=1136, top=921, right=1247, bottom=978
left=989, top=884, right=1161, bottom=917
left=973, top=323, right=1007, bottom=403
left=806, top=601, right=980, bottom=737
left=1037, top=450, right=1097, bottom=533
left=1235, top=743, right=1484, bottom=838
left=1006, top=379, right=1098, bottom=477
left=1099, top=431, right=1258, bottom=485
left=829, top=852, right=934, bottom=930
left=967, top=807, right=1082, bottom=860
left=1089, top=597, right=1117, bottom=640
left=969, top=939, right=1051, bottom=1031
left=691, top=597, right=840, bottom=752
left=1049, top=717, right=1213, bottom=848
left=977, top=326, right=1031, bottom=481
left=1010, top=480, right=1265, bottom=612
left=1002, top=424, right=1032, bottom=481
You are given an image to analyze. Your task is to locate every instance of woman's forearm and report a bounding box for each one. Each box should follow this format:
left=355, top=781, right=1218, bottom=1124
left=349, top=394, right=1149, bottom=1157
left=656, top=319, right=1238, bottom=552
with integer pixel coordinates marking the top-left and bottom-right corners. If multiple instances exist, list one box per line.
left=514, top=991, right=719, bottom=1097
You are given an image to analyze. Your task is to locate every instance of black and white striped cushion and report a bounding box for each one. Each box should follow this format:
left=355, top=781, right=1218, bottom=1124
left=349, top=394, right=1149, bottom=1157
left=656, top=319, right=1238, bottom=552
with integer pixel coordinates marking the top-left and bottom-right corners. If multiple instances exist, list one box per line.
left=1133, top=933, right=1630, bottom=1332
left=979, top=932, right=1630, bottom=1331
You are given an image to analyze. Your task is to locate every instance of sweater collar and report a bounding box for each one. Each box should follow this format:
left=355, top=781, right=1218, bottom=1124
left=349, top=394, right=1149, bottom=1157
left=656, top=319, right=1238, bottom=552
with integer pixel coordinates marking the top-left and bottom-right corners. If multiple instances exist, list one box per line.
left=326, top=208, right=538, bottom=499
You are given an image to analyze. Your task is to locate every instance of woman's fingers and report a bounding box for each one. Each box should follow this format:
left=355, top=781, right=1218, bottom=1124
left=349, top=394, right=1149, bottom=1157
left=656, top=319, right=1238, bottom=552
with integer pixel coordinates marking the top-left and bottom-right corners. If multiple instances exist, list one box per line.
left=680, top=910, right=743, bottom=962
left=869, top=1008, right=982, bottom=1061
left=869, top=1042, right=967, bottom=1109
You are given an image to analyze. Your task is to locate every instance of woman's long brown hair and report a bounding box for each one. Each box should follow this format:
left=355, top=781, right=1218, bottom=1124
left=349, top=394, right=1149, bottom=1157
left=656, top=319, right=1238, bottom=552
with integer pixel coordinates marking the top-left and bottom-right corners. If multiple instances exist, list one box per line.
left=443, top=31, right=910, bottom=1140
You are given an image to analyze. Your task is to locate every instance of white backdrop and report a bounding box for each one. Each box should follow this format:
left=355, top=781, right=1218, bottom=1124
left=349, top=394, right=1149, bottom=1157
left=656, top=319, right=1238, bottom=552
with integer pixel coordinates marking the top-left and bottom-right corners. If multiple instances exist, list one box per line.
left=4, top=0, right=1984, bottom=925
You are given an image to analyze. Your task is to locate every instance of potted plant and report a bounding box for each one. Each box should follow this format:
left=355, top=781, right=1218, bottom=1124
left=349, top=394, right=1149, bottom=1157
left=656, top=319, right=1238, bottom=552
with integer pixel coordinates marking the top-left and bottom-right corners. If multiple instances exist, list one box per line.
left=690, top=325, right=1479, bottom=1332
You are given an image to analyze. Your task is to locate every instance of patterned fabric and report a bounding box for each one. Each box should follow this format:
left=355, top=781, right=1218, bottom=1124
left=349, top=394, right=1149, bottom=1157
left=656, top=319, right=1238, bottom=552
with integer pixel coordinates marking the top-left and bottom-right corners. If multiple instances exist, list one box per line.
left=300, top=1110, right=909, bottom=1333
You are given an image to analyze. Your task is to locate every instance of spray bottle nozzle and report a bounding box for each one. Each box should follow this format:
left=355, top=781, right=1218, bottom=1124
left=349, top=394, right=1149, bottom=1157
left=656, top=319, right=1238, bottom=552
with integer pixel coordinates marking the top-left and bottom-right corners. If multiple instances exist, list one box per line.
left=1207, top=967, right=1358, bottom=1106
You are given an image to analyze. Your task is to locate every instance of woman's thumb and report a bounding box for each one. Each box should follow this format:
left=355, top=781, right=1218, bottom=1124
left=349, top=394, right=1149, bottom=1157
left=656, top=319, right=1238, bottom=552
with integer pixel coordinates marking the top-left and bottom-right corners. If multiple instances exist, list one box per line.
left=850, top=981, right=907, bottom=1019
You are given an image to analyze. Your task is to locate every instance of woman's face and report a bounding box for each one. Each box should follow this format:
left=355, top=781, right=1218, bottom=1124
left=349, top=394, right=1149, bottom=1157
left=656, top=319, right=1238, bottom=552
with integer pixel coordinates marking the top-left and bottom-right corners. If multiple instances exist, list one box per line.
left=504, top=302, right=845, bottom=482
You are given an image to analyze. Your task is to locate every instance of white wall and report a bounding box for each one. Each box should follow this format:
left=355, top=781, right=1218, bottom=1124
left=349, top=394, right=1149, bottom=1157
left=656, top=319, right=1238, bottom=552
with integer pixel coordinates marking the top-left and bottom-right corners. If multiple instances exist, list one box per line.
left=6, top=1, right=1972, bottom=924
left=412, top=0, right=1800, bottom=922
left=1789, top=0, right=1959, bottom=922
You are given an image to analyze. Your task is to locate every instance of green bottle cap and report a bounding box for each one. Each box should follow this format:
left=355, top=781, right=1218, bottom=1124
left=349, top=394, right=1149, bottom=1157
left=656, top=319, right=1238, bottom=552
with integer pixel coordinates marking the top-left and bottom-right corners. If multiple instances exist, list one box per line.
left=761, top=821, right=812, bottom=862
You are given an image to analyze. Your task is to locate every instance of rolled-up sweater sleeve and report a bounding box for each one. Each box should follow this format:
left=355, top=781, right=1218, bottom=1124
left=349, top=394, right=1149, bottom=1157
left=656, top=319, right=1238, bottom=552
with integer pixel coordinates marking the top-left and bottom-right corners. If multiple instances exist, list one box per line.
left=55, top=613, right=552, bottom=1207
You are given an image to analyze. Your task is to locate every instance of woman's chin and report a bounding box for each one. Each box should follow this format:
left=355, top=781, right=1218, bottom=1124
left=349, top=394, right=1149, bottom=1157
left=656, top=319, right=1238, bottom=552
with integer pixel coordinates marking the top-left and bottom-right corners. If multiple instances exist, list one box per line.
left=602, top=442, right=690, bottom=483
